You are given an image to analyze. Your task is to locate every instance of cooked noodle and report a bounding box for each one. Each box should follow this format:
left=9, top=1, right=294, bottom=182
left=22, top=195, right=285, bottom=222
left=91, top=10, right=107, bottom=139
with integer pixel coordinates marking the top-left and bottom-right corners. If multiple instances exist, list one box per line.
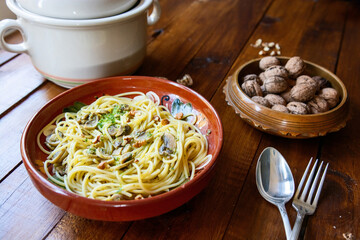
left=37, top=92, right=211, bottom=201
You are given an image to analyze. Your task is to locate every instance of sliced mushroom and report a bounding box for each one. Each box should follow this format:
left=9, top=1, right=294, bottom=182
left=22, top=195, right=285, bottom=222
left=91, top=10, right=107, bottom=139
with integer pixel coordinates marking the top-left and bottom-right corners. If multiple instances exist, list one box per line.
left=84, top=114, right=99, bottom=129
left=43, top=125, right=56, bottom=137
left=162, top=132, right=176, bottom=149
left=115, top=124, right=131, bottom=137
left=112, top=152, right=134, bottom=170
left=55, top=165, right=67, bottom=176
left=45, top=133, right=60, bottom=147
left=134, top=130, right=152, bottom=142
left=76, top=113, right=89, bottom=124
left=113, top=137, right=124, bottom=148
left=120, top=152, right=132, bottom=164
left=159, top=133, right=176, bottom=156
left=112, top=147, right=122, bottom=156
left=96, top=148, right=112, bottom=159
left=107, top=125, right=118, bottom=137
left=159, top=145, right=173, bottom=156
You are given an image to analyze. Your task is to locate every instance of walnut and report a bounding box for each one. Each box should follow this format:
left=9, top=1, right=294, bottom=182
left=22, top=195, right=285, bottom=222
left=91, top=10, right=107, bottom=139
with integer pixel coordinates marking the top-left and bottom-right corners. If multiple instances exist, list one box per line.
left=258, top=72, right=266, bottom=85
left=251, top=96, right=271, bottom=107
left=296, top=75, right=317, bottom=88
left=264, top=94, right=286, bottom=106
left=290, top=83, right=316, bottom=102
left=307, top=96, right=329, bottom=114
left=280, top=88, right=292, bottom=103
left=262, top=76, right=288, bottom=93
left=318, top=87, right=339, bottom=108
left=241, top=80, right=263, bottom=97
left=243, top=74, right=262, bottom=85
left=272, top=104, right=290, bottom=113
left=312, top=76, right=331, bottom=90
left=259, top=56, right=280, bottom=70
left=285, top=56, right=305, bottom=78
left=264, top=65, right=288, bottom=79
left=287, top=101, right=309, bottom=115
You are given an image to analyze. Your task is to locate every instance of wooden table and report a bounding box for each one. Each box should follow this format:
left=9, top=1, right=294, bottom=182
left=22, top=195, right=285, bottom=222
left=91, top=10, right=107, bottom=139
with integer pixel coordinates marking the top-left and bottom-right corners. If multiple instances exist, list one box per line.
left=1, top=0, right=359, bottom=239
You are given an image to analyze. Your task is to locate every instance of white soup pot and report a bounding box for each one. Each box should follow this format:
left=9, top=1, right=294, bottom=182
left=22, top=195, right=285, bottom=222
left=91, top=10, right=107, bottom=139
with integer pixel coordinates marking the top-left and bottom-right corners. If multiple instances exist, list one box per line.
left=0, top=0, right=161, bottom=88
left=16, top=0, right=138, bottom=19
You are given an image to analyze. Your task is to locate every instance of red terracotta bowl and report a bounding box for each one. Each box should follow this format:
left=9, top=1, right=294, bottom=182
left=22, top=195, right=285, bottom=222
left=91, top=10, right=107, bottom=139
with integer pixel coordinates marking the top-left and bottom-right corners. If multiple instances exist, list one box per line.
left=20, top=76, right=223, bottom=221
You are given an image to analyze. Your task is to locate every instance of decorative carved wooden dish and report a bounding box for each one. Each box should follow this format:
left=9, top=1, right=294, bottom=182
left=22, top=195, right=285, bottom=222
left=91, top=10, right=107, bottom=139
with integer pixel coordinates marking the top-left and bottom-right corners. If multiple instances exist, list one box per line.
left=223, top=57, right=349, bottom=139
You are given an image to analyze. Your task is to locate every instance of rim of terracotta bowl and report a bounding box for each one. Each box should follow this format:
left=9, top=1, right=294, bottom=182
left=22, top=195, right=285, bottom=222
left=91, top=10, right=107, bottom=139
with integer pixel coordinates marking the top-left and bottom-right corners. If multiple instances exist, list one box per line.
left=7, top=0, right=153, bottom=26
left=20, top=76, right=223, bottom=216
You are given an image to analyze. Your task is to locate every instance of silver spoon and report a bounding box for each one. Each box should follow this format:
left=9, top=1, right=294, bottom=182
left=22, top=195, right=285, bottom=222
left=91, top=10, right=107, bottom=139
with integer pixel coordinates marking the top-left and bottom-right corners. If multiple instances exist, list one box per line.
left=256, top=147, right=295, bottom=240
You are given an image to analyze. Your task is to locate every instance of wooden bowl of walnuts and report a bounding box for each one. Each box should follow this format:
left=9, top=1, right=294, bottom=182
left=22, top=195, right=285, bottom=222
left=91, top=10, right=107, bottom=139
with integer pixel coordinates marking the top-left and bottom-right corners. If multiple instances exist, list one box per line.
left=223, top=56, right=349, bottom=138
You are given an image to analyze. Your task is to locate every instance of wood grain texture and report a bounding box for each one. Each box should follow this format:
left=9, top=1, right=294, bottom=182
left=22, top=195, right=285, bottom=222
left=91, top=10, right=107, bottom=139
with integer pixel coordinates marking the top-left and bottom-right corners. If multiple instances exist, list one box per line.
left=223, top=0, right=349, bottom=239
left=309, top=2, right=360, bottom=239
left=0, top=54, right=45, bottom=115
left=137, top=0, right=238, bottom=80
left=0, top=164, right=65, bottom=240
left=0, top=0, right=359, bottom=239
left=0, top=82, right=64, bottom=180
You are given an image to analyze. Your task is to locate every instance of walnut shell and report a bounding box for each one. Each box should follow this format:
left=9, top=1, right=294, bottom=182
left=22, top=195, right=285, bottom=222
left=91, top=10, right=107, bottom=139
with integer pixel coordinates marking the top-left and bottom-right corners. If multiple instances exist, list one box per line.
left=287, top=101, right=309, bottom=115
left=241, top=80, right=263, bottom=97
left=296, top=75, right=317, bottom=88
left=258, top=72, right=266, bottom=85
left=307, top=96, right=329, bottom=114
left=285, top=56, right=305, bottom=78
left=243, top=74, right=262, bottom=85
left=262, top=76, right=288, bottom=94
left=251, top=96, right=271, bottom=107
left=312, top=76, right=331, bottom=91
left=272, top=104, right=290, bottom=113
left=318, top=87, right=339, bottom=108
left=264, top=94, right=286, bottom=106
left=290, top=84, right=316, bottom=102
left=259, top=56, right=280, bottom=70
left=280, top=88, right=293, bottom=103
left=264, top=65, right=288, bottom=79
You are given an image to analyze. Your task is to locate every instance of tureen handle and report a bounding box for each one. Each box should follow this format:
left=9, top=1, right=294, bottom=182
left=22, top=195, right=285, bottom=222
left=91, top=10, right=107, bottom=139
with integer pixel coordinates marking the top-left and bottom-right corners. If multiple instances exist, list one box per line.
left=0, top=19, right=28, bottom=53
left=147, top=0, right=161, bottom=26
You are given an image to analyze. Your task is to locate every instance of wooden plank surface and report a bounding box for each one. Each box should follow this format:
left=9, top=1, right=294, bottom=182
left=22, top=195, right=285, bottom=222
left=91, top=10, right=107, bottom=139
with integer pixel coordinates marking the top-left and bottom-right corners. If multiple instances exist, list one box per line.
left=0, top=0, right=359, bottom=239
left=0, top=83, right=64, bottom=180
left=0, top=54, right=45, bottom=115
left=223, top=0, right=350, bottom=239
left=316, top=2, right=360, bottom=239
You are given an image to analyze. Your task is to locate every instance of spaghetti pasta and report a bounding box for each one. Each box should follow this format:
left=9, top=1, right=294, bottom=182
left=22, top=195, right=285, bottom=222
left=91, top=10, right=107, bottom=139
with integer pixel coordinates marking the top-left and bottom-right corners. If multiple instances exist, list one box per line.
left=38, top=92, right=211, bottom=201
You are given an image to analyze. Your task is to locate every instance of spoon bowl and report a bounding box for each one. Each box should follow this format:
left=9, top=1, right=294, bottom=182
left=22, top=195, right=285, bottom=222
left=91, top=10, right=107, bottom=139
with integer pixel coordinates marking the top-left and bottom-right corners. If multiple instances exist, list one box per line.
left=256, top=147, right=295, bottom=239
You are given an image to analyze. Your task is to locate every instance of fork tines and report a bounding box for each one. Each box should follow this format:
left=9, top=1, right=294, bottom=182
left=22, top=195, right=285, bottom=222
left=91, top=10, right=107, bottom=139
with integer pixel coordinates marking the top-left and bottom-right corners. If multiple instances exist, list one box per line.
left=295, top=157, right=329, bottom=206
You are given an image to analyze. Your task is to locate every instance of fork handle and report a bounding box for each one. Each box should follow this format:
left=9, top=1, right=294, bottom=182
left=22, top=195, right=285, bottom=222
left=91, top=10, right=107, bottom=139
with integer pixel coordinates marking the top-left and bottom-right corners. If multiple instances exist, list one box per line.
left=290, top=212, right=306, bottom=240
left=277, top=204, right=292, bottom=240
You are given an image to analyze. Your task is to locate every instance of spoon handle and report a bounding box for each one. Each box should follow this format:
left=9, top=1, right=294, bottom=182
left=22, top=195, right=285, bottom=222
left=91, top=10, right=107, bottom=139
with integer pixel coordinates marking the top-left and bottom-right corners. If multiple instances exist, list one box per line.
left=289, top=212, right=305, bottom=240
left=277, top=204, right=292, bottom=240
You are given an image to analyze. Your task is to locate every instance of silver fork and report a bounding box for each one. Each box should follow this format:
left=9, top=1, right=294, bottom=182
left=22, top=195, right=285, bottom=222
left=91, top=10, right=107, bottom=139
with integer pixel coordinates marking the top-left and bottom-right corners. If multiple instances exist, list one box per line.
left=290, top=158, right=329, bottom=240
